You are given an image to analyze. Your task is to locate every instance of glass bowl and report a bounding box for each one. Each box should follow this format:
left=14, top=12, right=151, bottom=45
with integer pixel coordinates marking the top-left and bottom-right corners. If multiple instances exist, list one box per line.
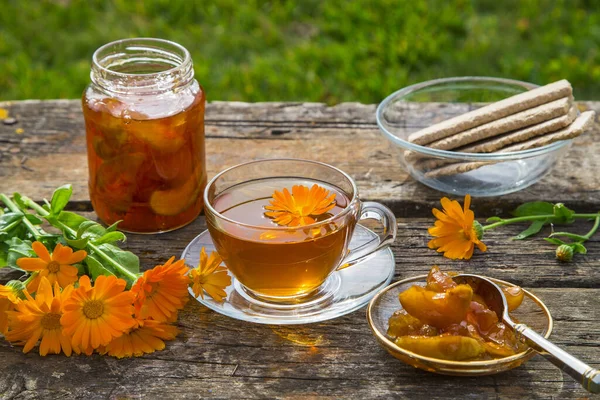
left=376, top=77, right=573, bottom=197
left=366, top=275, right=553, bottom=376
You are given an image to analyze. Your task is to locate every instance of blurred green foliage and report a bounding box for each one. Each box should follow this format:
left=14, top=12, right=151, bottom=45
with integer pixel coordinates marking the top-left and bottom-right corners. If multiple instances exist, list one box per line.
left=0, top=0, right=599, bottom=103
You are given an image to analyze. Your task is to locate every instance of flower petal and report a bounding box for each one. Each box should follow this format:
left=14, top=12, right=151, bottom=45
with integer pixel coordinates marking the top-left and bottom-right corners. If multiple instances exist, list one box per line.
left=32, top=241, right=51, bottom=263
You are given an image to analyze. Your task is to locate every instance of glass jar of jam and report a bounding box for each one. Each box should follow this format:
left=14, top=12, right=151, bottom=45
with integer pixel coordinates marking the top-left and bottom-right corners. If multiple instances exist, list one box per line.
left=82, top=38, right=206, bottom=233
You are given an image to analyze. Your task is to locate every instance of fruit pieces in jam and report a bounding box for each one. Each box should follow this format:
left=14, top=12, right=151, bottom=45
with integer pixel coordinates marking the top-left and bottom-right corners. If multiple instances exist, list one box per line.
left=387, top=266, right=527, bottom=361
left=83, top=93, right=206, bottom=233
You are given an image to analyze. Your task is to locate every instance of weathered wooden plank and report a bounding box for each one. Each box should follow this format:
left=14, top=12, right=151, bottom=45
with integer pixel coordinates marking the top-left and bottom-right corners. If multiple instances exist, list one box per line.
left=1, top=100, right=599, bottom=400
left=1, top=214, right=595, bottom=289
left=1, top=100, right=599, bottom=216
left=3, top=213, right=595, bottom=289
left=0, top=286, right=597, bottom=399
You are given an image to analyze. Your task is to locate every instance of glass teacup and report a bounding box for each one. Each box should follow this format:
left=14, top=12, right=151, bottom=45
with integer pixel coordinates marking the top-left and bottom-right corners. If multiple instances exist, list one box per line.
left=204, top=159, right=397, bottom=304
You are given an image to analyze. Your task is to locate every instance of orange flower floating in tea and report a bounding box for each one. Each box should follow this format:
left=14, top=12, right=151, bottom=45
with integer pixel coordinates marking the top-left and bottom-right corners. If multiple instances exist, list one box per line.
left=264, top=184, right=337, bottom=227
left=428, top=194, right=487, bottom=260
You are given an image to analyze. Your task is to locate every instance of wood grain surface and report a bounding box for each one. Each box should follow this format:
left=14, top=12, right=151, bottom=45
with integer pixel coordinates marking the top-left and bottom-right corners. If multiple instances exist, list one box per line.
left=0, top=100, right=599, bottom=399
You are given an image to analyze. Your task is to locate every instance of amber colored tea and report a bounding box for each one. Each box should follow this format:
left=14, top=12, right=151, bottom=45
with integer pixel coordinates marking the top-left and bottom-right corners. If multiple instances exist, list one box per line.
left=83, top=91, right=206, bottom=233
left=207, top=179, right=353, bottom=299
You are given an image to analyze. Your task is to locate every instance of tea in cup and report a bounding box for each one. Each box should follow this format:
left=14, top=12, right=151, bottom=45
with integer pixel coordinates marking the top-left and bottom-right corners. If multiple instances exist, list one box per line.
left=204, top=159, right=396, bottom=303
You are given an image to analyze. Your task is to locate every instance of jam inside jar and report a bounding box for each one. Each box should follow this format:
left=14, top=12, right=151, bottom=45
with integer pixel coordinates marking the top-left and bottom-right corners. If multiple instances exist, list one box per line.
left=82, top=38, right=206, bottom=233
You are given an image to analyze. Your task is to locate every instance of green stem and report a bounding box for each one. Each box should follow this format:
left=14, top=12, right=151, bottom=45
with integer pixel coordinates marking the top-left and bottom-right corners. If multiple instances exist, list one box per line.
left=482, top=213, right=600, bottom=231
left=583, top=214, right=600, bottom=240
left=23, top=197, right=138, bottom=282
left=1, top=219, right=22, bottom=233
left=23, top=272, right=37, bottom=286
left=550, top=214, right=600, bottom=242
left=0, top=193, right=43, bottom=240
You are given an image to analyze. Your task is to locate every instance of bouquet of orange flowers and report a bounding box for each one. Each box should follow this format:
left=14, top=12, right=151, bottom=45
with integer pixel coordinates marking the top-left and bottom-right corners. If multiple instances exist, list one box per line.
left=0, top=185, right=231, bottom=357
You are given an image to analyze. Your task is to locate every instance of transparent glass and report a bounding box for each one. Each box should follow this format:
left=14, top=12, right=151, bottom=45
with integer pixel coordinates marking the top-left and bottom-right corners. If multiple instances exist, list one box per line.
left=376, top=77, right=572, bottom=197
left=203, top=159, right=397, bottom=304
left=82, top=38, right=206, bottom=233
left=367, top=275, right=553, bottom=376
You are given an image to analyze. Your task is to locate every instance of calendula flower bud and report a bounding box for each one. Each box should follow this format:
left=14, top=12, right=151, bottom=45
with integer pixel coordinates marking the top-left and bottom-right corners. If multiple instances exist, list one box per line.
left=555, top=244, right=573, bottom=262
left=472, top=220, right=484, bottom=241
left=6, top=280, right=26, bottom=300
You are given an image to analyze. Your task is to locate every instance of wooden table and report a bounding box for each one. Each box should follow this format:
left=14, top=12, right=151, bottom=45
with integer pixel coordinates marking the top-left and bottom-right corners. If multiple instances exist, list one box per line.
left=0, top=100, right=598, bottom=399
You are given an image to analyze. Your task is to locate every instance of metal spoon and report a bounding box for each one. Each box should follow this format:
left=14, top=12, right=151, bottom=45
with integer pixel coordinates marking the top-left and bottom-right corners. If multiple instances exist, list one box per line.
left=453, top=274, right=599, bottom=394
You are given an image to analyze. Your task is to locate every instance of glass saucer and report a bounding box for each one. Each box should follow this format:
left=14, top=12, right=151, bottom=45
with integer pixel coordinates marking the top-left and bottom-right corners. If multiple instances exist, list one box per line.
left=181, top=225, right=395, bottom=325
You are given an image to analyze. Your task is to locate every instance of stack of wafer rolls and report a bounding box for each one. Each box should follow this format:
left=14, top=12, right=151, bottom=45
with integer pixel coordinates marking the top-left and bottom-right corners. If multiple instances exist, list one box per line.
left=404, top=80, right=596, bottom=178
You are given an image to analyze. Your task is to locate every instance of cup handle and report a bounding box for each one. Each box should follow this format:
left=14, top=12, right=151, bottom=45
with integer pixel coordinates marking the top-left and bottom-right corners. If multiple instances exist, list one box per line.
left=336, top=201, right=397, bottom=270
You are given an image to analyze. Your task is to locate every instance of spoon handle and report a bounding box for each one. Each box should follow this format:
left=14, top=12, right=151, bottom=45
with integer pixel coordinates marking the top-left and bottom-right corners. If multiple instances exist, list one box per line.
left=513, top=323, right=600, bottom=393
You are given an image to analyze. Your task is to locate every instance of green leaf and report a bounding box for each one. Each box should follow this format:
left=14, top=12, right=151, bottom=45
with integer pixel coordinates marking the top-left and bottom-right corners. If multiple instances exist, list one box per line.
left=0, top=242, right=8, bottom=267
left=571, top=243, right=587, bottom=254
left=50, top=184, right=73, bottom=216
left=552, top=203, right=575, bottom=224
left=6, top=237, right=34, bottom=269
left=91, top=231, right=126, bottom=246
left=96, top=243, right=140, bottom=276
left=24, top=213, right=43, bottom=225
left=0, top=224, right=26, bottom=242
left=57, top=211, right=88, bottom=232
left=486, top=216, right=503, bottom=222
left=12, top=193, right=27, bottom=209
left=37, top=234, right=62, bottom=249
left=513, top=219, right=547, bottom=240
left=512, top=201, right=554, bottom=217
left=85, top=254, right=116, bottom=279
left=74, top=262, right=86, bottom=276
left=105, top=220, right=121, bottom=233
left=544, top=237, right=566, bottom=246
left=66, top=237, right=89, bottom=249
left=0, top=212, right=23, bottom=228
left=77, top=220, right=102, bottom=239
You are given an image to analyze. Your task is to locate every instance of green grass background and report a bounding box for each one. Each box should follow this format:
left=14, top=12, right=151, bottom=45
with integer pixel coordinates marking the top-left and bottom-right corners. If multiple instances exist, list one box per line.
left=1, top=0, right=599, bottom=103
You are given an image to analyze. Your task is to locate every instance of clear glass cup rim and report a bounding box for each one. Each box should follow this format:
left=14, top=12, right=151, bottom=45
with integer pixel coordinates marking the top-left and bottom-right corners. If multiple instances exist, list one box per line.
left=92, top=37, right=191, bottom=79
left=376, top=76, right=572, bottom=162
left=366, top=274, right=554, bottom=367
left=203, top=158, right=360, bottom=231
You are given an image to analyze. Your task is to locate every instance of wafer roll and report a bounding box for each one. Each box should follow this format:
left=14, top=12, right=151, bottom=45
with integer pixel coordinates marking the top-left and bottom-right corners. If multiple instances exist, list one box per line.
left=408, top=79, right=573, bottom=145
left=459, top=106, right=578, bottom=153
left=404, top=96, right=572, bottom=163
left=414, top=106, right=579, bottom=170
left=427, top=96, right=572, bottom=151
left=499, top=111, right=595, bottom=152
left=423, top=111, right=596, bottom=178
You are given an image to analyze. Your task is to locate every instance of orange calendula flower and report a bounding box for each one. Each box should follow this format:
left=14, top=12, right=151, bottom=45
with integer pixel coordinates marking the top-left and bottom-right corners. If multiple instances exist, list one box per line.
left=0, top=298, right=13, bottom=336
left=189, top=248, right=231, bottom=302
left=428, top=194, right=487, bottom=260
left=264, top=184, right=336, bottom=227
left=0, top=282, right=23, bottom=335
left=131, top=257, right=190, bottom=322
left=99, top=318, right=179, bottom=358
left=17, top=241, right=86, bottom=292
left=61, top=275, right=135, bottom=353
left=5, top=277, right=74, bottom=356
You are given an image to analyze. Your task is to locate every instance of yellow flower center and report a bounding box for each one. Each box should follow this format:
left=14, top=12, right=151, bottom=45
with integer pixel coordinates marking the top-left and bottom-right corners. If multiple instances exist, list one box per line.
left=47, top=261, right=61, bottom=273
left=83, top=300, right=105, bottom=319
left=40, top=312, right=62, bottom=330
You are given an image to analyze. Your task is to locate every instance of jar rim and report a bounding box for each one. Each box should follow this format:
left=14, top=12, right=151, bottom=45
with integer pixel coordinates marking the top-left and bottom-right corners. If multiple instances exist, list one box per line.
left=90, top=38, right=194, bottom=95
